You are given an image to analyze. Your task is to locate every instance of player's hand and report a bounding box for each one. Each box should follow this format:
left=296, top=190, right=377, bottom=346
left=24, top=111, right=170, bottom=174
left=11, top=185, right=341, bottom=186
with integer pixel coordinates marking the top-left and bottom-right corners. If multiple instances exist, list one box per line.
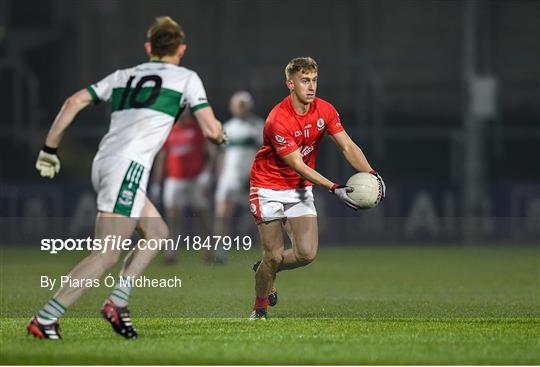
left=330, top=184, right=359, bottom=210
left=35, top=146, right=61, bottom=179
left=220, top=130, right=229, bottom=145
left=369, top=170, right=386, bottom=201
left=211, top=130, right=228, bottom=145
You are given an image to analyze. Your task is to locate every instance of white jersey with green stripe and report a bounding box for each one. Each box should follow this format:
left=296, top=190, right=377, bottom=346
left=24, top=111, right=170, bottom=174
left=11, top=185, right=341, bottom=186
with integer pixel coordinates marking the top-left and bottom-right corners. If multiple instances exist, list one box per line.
left=221, top=115, right=263, bottom=178
left=223, top=115, right=263, bottom=150
left=88, top=61, right=209, bottom=169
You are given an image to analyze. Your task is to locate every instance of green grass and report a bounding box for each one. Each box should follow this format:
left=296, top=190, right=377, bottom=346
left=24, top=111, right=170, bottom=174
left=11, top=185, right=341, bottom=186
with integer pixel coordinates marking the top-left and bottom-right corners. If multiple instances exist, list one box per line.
left=1, top=246, right=539, bottom=364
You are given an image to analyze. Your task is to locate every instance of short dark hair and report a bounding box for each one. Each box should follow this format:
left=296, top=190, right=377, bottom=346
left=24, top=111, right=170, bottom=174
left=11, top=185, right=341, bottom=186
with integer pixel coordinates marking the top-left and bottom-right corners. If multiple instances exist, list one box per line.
left=147, top=16, right=185, bottom=58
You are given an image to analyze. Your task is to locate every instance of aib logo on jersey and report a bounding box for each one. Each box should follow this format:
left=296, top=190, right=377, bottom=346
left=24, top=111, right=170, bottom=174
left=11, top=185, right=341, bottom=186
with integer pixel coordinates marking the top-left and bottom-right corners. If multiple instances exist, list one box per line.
left=317, top=118, right=325, bottom=130
left=300, top=145, right=314, bottom=157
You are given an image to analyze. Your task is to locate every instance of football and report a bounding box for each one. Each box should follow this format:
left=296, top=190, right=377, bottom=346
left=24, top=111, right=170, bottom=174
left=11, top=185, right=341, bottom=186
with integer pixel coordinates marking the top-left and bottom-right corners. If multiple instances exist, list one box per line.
left=346, top=172, right=383, bottom=209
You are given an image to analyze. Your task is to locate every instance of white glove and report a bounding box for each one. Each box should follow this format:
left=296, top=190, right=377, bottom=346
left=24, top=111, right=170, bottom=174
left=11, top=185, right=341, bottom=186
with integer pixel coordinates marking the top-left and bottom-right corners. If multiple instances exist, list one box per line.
left=35, top=146, right=61, bottom=179
left=330, top=184, right=359, bottom=210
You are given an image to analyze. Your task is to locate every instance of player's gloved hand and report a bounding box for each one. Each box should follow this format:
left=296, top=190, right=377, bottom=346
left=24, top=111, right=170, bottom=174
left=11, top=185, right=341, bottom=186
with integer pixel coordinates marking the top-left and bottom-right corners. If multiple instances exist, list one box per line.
left=220, top=130, right=229, bottom=145
left=330, top=183, right=359, bottom=210
left=35, top=145, right=61, bottom=179
left=369, top=170, right=386, bottom=202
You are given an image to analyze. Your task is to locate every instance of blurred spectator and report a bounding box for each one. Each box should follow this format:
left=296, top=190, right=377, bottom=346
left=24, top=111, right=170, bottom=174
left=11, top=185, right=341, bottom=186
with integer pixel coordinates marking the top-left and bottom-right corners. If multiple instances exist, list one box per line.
left=214, top=91, right=264, bottom=263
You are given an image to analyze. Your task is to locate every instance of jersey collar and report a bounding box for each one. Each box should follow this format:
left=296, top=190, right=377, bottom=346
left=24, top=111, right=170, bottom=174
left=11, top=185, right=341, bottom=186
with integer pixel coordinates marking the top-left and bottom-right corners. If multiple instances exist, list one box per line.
left=286, top=95, right=314, bottom=118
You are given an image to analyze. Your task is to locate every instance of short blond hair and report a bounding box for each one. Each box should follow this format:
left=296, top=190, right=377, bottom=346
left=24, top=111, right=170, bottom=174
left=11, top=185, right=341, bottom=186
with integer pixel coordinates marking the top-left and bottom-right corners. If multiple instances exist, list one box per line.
left=147, top=16, right=185, bottom=57
left=285, top=57, right=318, bottom=79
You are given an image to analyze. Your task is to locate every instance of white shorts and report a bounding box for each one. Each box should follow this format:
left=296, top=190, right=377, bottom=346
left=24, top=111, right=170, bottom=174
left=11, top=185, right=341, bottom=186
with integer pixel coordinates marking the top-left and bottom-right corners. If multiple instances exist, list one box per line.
left=163, top=177, right=208, bottom=210
left=91, top=156, right=149, bottom=218
left=249, top=186, right=317, bottom=224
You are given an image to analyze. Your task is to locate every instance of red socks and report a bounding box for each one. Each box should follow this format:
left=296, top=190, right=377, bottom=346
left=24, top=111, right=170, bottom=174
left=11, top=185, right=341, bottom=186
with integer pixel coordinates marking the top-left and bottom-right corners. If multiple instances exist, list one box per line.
left=253, top=296, right=269, bottom=310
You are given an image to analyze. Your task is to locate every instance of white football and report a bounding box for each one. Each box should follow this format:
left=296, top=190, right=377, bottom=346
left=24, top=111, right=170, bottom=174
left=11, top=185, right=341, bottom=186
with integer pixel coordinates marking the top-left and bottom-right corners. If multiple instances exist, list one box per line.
left=346, top=172, right=383, bottom=209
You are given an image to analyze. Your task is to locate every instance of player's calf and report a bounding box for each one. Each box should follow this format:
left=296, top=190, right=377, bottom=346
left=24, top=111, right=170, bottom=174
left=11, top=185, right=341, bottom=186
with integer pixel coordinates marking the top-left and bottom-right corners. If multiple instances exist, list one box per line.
left=263, top=250, right=284, bottom=271
left=252, top=260, right=278, bottom=307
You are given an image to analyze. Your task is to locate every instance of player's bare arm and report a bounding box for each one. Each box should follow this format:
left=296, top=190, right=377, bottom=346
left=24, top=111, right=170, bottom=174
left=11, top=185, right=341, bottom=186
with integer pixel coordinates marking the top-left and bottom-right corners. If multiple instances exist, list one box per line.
left=281, top=149, right=360, bottom=210
left=330, top=130, right=386, bottom=201
left=35, top=89, right=93, bottom=179
left=281, top=149, right=334, bottom=190
left=193, top=106, right=226, bottom=144
left=329, top=131, right=373, bottom=173
left=45, top=89, right=93, bottom=148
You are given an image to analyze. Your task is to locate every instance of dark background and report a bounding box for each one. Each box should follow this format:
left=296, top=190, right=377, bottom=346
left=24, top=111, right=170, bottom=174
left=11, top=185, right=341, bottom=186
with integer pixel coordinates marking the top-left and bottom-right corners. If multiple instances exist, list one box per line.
left=0, top=0, right=539, bottom=242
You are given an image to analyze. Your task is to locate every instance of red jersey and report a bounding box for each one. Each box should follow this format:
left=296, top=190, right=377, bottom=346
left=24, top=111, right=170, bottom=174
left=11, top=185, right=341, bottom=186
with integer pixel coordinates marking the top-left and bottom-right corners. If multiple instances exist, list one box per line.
left=163, top=118, right=206, bottom=179
left=250, top=96, right=344, bottom=189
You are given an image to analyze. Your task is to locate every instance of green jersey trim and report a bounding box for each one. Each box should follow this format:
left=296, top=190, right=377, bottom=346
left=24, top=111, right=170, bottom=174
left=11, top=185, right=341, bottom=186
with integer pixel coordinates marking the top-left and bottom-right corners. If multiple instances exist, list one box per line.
left=87, top=86, right=100, bottom=104
left=50, top=298, right=67, bottom=312
left=190, top=102, right=209, bottom=113
left=111, top=87, right=183, bottom=118
left=113, top=161, right=144, bottom=217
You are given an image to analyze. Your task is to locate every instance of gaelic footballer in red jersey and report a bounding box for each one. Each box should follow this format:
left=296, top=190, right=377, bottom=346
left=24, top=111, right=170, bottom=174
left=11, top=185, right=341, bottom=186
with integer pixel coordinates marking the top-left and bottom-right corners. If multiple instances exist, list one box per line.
left=248, top=57, right=386, bottom=320
left=250, top=96, right=344, bottom=190
left=163, top=114, right=207, bottom=180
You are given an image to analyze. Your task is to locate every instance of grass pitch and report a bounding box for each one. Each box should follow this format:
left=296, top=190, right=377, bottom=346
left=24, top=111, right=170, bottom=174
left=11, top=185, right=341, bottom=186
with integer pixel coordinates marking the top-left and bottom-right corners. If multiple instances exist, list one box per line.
left=1, top=245, right=539, bottom=364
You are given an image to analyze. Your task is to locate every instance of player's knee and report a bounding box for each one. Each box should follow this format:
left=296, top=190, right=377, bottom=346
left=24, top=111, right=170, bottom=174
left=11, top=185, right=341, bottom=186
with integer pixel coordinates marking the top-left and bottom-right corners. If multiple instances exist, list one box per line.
left=295, top=250, right=316, bottom=266
left=264, top=250, right=284, bottom=268
left=269, top=254, right=283, bottom=268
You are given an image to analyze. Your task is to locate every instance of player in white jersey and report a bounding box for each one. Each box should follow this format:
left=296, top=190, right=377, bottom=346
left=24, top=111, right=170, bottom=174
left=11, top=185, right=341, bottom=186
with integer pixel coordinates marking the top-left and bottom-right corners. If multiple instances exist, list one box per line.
left=214, top=91, right=263, bottom=263
left=28, top=17, right=226, bottom=340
